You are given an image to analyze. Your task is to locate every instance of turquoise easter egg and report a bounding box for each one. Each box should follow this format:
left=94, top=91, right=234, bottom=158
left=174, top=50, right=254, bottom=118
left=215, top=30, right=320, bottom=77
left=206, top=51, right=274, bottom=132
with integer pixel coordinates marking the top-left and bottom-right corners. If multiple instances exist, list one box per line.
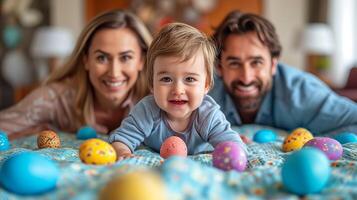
left=281, top=147, right=330, bottom=195
left=77, top=126, right=97, bottom=140
left=333, top=132, right=357, bottom=144
left=253, top=129, right=277, bottom=143
left=0, top=130, right=10, bottom=151
left=0, top=152, right=59, bottom=195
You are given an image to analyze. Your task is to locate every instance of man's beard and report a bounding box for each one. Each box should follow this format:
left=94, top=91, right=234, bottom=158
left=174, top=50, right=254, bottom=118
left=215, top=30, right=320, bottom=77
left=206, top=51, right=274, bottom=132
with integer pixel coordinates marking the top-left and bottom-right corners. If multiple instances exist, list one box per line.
left=229, top=79, right=272, bottom=112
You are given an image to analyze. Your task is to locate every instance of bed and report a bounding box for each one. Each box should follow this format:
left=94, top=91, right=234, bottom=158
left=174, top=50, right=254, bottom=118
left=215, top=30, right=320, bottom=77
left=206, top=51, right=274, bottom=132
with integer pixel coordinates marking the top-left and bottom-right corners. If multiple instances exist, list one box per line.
left=1, top=125, right=356, bottom=200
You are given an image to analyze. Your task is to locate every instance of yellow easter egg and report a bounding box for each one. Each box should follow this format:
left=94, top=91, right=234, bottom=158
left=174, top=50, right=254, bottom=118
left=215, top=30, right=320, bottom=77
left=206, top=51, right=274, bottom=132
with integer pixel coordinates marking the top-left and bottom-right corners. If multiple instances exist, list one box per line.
left=99, top=170, right=167, bottom=200
left=79, top=139, right=116, bottom=165
left=282, top=128, right=314, bottom=152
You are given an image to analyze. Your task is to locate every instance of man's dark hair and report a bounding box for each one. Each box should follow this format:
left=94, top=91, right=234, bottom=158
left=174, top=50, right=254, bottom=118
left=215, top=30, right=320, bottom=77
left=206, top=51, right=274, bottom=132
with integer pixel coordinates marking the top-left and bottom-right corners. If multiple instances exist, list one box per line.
left=212, top=10, right=282, bottom=64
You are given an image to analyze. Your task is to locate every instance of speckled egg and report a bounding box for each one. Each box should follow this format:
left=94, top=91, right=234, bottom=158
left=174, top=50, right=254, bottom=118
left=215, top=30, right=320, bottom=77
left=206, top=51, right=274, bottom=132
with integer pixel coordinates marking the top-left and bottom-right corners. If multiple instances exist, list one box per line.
left=304, top=137, right=343, bottom=160
left=79, top=139, right=116, bottom=165
left=282, top=128, right=313, bottom=152
left=253, top=129, right=277, bottom=143
left=77, top=126, right=97, bottom=140
left=160, top=136, right=187, bottom=159
left=281, top=147, right=331, bottom=195
left=212, top=141, right=247, bottom=172
left=0, top=152, right=59, bottom=195
left=99, top=170, right=167, bottom=200
left=0, top=130, right=10, bottom=151
left=37, top=130, right=61, bottom=149
left=333, top=132, right=357, bottom=144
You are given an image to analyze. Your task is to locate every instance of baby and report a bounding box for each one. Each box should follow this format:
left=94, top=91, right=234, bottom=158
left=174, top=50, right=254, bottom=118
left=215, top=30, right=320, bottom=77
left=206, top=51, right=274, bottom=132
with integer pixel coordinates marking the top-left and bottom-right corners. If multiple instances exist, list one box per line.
left=109, top=22, right=246, bottom=159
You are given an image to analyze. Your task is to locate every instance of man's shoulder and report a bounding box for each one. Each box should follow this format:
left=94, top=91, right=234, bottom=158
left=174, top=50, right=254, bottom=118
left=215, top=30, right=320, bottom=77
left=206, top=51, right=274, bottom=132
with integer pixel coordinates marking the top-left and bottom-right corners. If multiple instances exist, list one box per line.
left=275, top=63, right=330, bottom=93
left=273, top=63, right=336, bottom=113
left=208, top=76, right=228, bottom=103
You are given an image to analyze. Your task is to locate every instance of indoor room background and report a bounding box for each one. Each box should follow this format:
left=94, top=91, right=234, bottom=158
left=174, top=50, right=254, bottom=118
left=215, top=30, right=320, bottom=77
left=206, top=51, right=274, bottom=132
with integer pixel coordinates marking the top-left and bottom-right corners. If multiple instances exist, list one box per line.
left=0, top=0, right=356, bottom=109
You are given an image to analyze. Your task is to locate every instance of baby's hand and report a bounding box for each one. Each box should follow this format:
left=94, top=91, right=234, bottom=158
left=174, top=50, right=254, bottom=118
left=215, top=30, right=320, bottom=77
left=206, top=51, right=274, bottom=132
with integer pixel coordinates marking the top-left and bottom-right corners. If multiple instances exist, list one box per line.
left=111, top=141, right=134, bottom=162
left=240, top=135, right=252, bottom=144
left=117, top=153, right=135, bottom=162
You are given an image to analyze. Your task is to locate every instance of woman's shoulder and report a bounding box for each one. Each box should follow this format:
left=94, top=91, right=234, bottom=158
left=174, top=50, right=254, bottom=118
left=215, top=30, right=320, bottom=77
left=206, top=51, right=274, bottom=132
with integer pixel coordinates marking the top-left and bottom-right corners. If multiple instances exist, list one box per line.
left=22, top=80, right=76, bottom=104
left=46, top=79, right=75, bottom=92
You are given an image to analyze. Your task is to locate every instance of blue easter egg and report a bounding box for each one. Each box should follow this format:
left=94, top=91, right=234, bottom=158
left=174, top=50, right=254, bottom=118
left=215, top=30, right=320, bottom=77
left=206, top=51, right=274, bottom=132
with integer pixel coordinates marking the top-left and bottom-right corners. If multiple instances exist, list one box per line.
left=0, top=130, right=10, bottom=151
left=281, top=147, right=330, bottom=195
left=76, top=126, right=97, bottom=140
left=0, top=152, right=59, bottom=195
left=333, top=132, right=357, bottom=144
left=253, top=129, right=277, bottom=143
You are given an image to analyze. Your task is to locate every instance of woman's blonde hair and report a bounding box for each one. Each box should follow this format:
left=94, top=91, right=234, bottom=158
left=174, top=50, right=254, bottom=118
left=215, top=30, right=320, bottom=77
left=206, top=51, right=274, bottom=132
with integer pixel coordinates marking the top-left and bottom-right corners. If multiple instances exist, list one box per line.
left=146, top=22, right=216, bottom=90
left=46, top=9, right=152, bottom=124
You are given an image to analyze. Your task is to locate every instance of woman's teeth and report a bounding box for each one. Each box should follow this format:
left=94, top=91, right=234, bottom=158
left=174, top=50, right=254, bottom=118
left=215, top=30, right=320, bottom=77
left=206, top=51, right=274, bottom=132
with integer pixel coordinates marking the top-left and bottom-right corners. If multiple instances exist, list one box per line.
left=104, top=81, right=125, bottom=87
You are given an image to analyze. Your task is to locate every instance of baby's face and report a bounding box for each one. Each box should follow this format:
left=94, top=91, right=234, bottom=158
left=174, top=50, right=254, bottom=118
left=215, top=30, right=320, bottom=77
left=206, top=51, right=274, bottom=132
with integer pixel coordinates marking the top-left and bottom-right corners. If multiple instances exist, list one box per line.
left=152, top=51, right=209, bottom=122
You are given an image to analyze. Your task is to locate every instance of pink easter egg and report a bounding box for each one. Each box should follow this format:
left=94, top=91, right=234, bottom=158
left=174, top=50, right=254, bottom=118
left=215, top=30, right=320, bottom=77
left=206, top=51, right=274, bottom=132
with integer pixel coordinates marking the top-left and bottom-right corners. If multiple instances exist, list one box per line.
left=212, top=141, right=247, bottom=172
left=160, top=136, right=188, bottom=159
left=304, top=137, right=343, bottom=160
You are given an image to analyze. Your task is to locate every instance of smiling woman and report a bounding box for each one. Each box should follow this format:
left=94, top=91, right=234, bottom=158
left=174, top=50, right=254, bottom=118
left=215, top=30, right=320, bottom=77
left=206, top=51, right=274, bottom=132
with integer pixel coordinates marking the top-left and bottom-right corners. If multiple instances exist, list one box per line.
left=0, top=10, right=152, bottom=139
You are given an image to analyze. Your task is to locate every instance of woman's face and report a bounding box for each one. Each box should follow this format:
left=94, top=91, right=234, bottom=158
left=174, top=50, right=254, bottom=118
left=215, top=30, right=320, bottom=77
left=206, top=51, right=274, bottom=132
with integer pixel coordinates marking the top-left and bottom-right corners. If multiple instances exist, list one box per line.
left=84, top=28, right=144, bottom=107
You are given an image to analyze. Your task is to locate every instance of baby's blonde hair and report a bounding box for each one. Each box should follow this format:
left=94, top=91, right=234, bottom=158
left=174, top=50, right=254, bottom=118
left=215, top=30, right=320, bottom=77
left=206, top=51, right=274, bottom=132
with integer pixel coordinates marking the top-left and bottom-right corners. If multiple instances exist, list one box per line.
left=146, top=22, right=216, bottom=90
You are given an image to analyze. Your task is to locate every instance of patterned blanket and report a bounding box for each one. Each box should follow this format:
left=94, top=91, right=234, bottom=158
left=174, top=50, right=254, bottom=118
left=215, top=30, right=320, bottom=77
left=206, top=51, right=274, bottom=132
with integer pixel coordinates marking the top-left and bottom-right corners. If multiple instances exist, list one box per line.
left=0, top=125, right=356, bottom=200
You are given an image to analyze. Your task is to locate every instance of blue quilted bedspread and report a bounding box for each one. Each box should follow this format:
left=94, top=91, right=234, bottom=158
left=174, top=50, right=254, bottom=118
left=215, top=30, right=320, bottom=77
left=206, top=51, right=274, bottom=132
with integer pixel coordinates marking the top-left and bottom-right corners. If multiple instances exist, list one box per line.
left=0, top=125, right=356, bottom=200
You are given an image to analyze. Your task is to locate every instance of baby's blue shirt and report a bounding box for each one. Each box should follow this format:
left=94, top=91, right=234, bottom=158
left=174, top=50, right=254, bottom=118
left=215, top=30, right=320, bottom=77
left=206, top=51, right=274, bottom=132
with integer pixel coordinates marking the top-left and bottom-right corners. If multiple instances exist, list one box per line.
left=109, top=95, right=245, bottom=154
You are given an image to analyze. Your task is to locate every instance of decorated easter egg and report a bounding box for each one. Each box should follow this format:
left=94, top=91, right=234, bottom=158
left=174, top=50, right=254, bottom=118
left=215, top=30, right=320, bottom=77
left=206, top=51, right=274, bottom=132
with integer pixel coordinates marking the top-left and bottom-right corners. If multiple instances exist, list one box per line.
left=333, top=132, right=357, bottom=144
left=160, top=136, right=187, bottom=159
left=212, top=141, right=247, bottom=172
left=281, top=147, right=330, bottom=195
left=304, top=137, right=343, bottom=160
left=79, top=139, right=116, bottom=165
left=77, top=126, right=97, bottom=140
left=0, top=130, right=10, bottom=151
left=282, top=128, right=313, bottom=152
left=37, top=130, right=61, bottom=149
left=253, top=129, right=277, bottom=143
left=0, top=152, right=59, bottom=195
left=99, top=170, right=167, bottom=200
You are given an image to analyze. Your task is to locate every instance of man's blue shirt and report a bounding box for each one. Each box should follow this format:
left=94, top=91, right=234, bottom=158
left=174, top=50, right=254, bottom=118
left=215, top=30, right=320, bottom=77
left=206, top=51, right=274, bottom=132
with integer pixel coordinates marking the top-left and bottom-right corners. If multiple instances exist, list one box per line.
left=209, top=63, right=357, bottom=135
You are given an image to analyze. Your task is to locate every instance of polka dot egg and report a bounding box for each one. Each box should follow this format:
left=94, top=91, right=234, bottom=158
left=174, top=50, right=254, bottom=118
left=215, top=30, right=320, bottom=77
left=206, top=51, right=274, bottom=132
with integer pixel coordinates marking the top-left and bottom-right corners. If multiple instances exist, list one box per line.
left=79, top=139, right=116, bottom=165
left=282, top=128, right=313, bottom=152
left=304, top=137, right=343, bottom=160
left=37, top=130, right=61, bottom=149
left=212, top=141, right=247, bottom=172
